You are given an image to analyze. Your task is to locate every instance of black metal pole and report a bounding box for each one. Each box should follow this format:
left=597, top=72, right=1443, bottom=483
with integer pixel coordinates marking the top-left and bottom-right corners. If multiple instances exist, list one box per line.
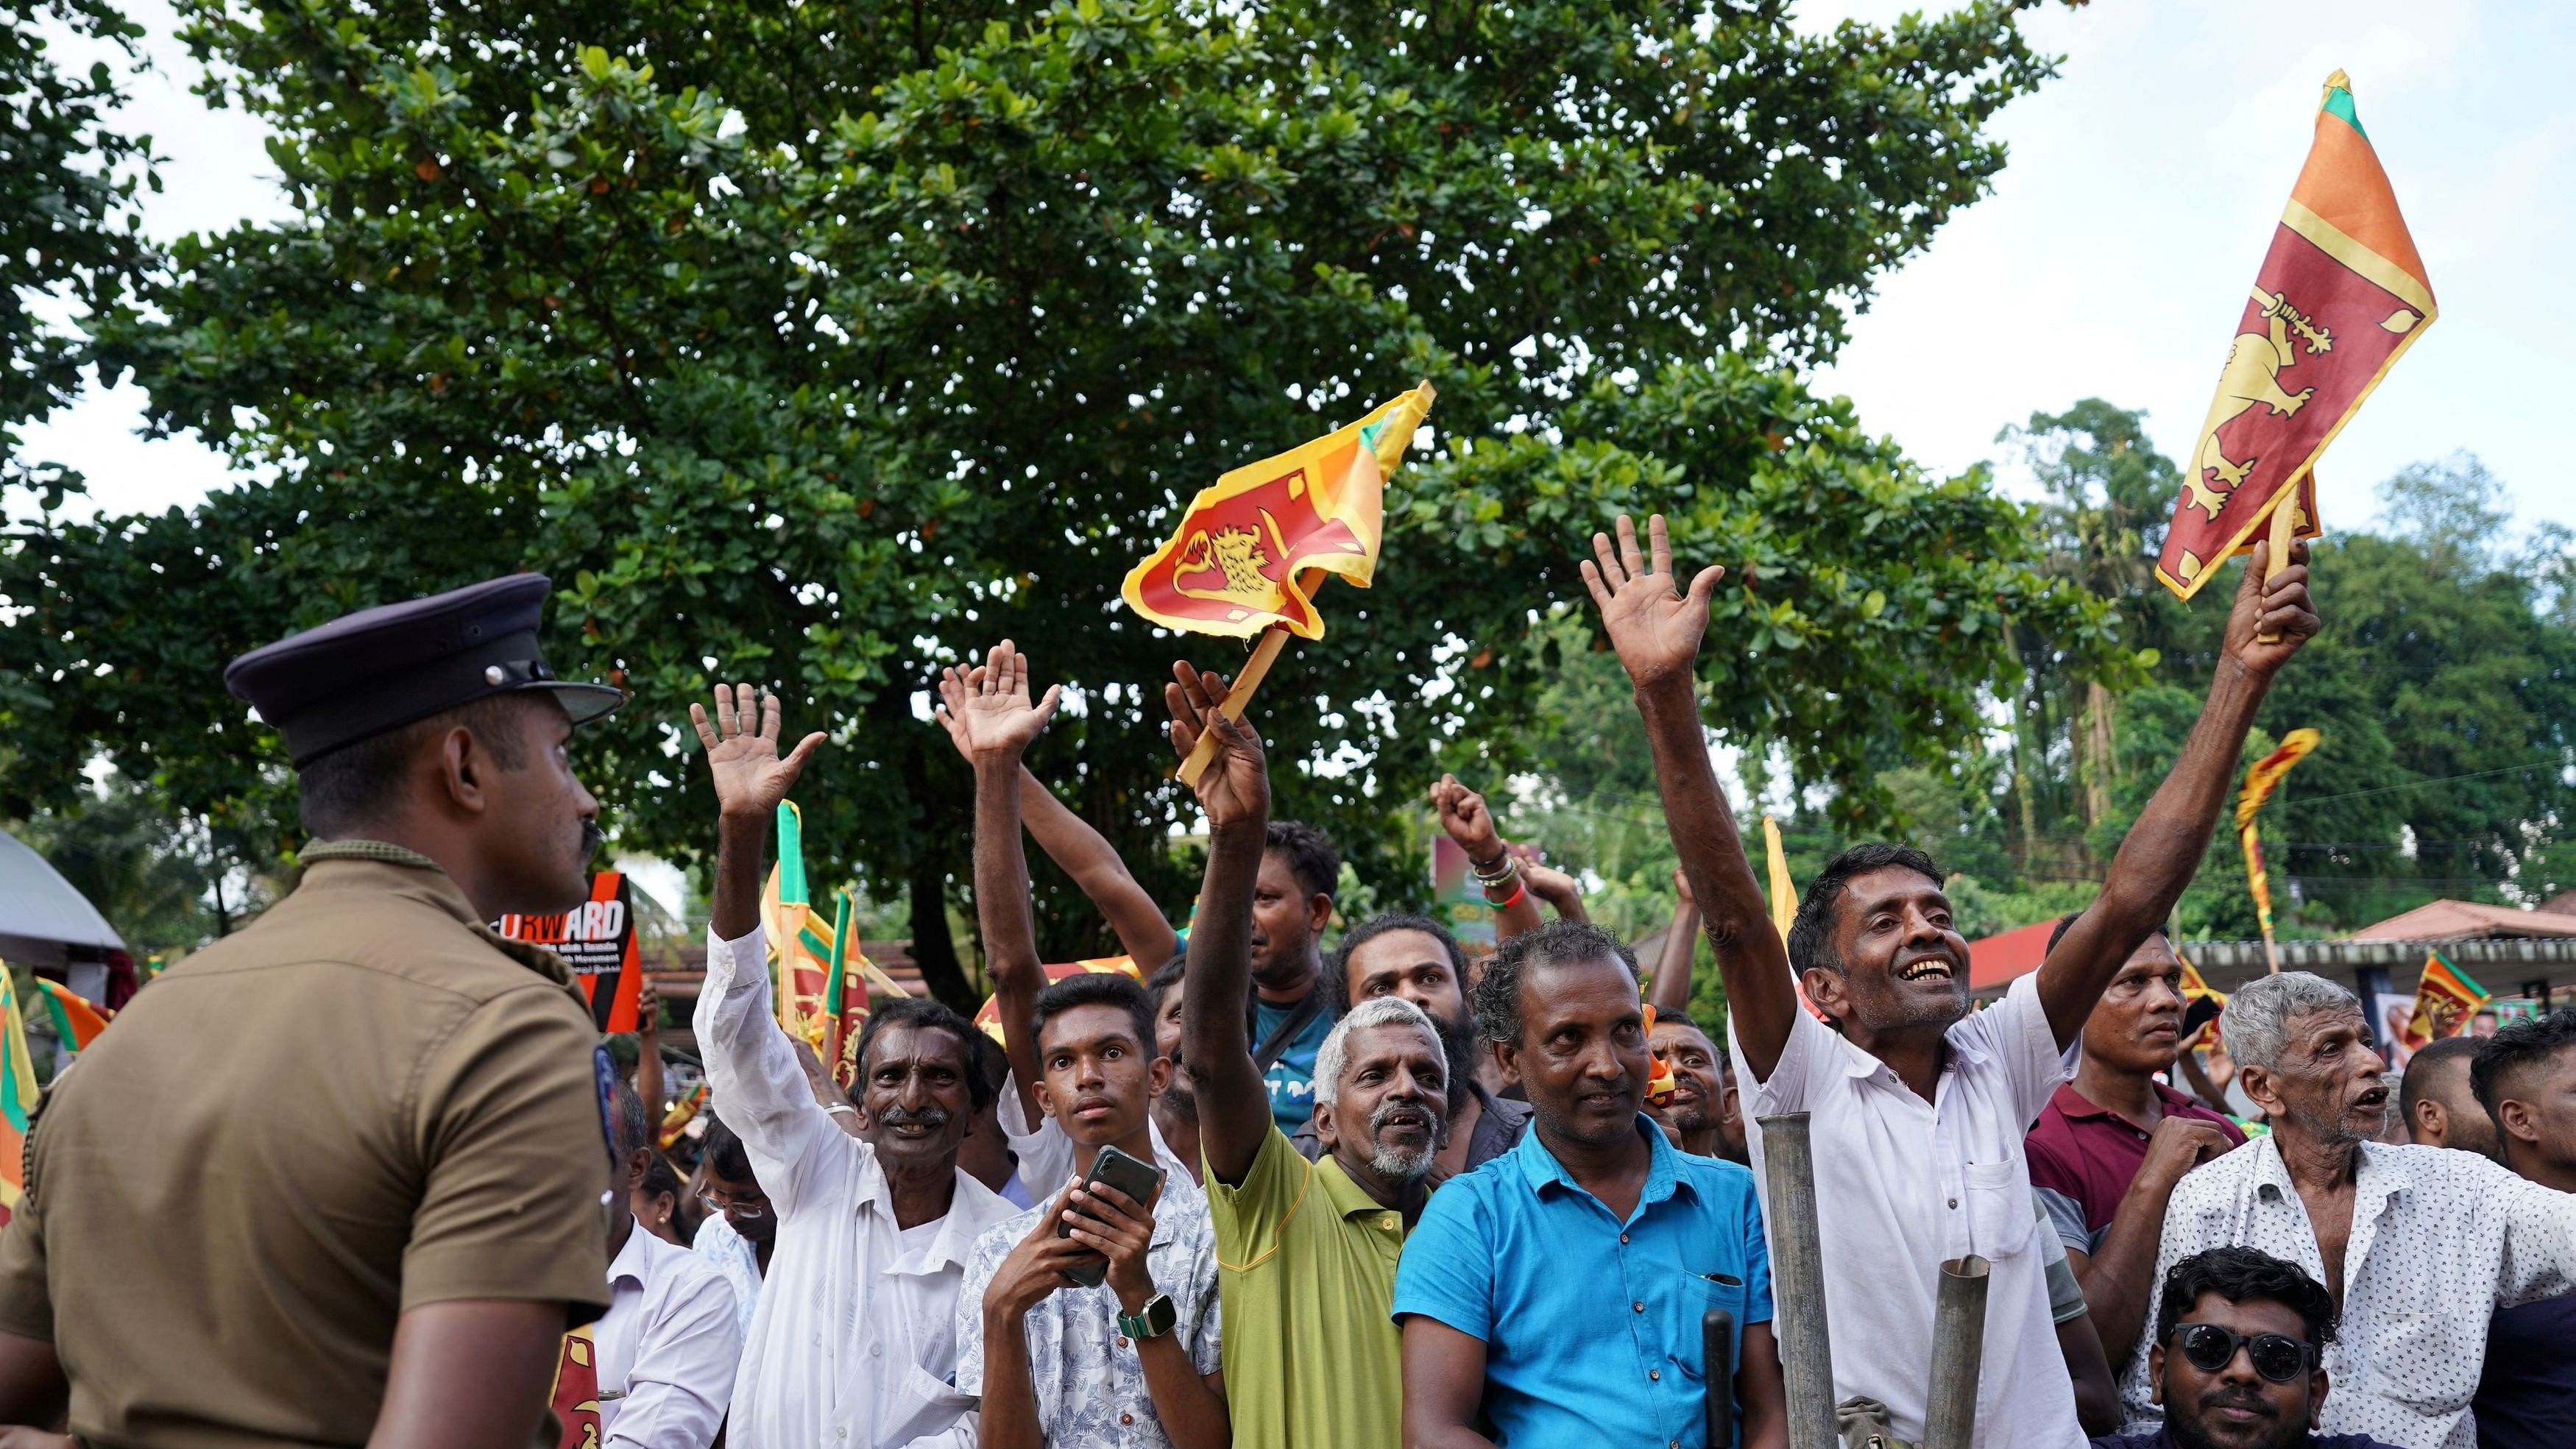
left=1704, top=1308, right=1735, bottom=1449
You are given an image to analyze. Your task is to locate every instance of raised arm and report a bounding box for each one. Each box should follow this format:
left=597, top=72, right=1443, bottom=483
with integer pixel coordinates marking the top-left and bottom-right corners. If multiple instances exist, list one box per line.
left=690, top=683, right=833, bottom=1202
left=632, top=976, right=665, bottom=1118
left=1017, top=773, right=1180, bottom=968
left=935, top=640, right=1064, bottom=1130
left=1583, top=515, right=1800, bottom=1080
left=1166, top=661, right=1275, bottom=1188
left=1645, top=868, right=1699, bottom=1017
left=1429, top=776, right=1544, bottom=943
left=2037, top=541, right=2317, bottom=1046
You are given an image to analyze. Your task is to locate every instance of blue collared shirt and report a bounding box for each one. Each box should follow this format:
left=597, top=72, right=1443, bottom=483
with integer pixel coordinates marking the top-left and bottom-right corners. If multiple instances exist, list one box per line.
left=1393, top=1114, right=1774, bottom=1448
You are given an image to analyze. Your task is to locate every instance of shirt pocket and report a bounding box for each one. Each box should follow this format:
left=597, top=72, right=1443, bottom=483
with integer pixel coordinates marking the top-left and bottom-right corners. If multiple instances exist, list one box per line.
left=2357, top=1312, right=2478, bottom=1409
left=1962, top=1161, right=2032, bottom=1260
left=881, top=1363, right=977, bottom=1439
left=1673, top=1269, right=1751, bottom=1383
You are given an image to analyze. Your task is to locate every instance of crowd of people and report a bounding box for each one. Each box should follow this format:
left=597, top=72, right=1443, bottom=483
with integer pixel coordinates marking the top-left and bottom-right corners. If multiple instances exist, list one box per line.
left=0, top=517, right=2566, bottom=1449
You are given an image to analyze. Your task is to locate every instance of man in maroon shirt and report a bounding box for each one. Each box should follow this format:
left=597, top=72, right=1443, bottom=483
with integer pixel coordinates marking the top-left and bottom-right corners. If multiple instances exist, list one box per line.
left=2025, top=915, right=2246, bottom=1370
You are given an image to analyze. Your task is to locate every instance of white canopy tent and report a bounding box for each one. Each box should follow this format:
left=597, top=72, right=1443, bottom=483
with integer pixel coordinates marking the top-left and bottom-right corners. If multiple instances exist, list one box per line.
left=0, top=832, right=127, bottom=988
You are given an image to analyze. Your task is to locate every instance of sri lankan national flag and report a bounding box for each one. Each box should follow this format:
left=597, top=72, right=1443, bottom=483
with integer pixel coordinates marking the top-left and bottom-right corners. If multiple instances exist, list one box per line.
left=2158, top=72, right=2436, bottom=598
left=2401, top=951, right=2491, bottom=1055
left=31, top=979, right=110, bottom=1056
left=1122, top=384, right=1434, bottom=640
left=0, top=967, right=43, bottom=1219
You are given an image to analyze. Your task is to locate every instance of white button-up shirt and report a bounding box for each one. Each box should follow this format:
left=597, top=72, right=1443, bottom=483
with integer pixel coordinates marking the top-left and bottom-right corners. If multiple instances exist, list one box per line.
left=2120, top=1136, right=2576, bottom=1449
left=955, top=1173, right=1223, bottom=1448
left=698, top=925, right=1022, bottom=1449
left=1733, top=971, right=2084, bottom=1449
left=690, top=1210, right=765, bottom=1345
left=595, top=1222, right=742, bottom=1449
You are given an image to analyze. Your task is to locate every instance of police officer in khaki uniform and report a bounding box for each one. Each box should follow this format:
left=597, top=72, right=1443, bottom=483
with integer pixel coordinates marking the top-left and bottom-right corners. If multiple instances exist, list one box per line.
left=0, top=575, right=629, bottom=1449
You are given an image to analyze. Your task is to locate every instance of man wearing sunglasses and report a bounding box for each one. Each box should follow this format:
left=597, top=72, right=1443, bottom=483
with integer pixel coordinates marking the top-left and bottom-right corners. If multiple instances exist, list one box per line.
left=2091, top=1246, right=2396, bottom=1449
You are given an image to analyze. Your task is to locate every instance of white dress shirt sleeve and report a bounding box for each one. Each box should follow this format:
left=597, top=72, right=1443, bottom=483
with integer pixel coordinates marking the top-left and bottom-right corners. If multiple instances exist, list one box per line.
left=693, top=922, right=841, bottom=1216
left=605, top=1257, right=742, bottom=1449
left=1731, top=986, right=1842, bottom=1112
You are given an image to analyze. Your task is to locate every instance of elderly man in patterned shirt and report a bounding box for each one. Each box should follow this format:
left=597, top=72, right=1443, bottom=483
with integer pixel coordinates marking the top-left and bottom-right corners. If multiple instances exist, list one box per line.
left=2119, top=973, right=2576, bottom=1449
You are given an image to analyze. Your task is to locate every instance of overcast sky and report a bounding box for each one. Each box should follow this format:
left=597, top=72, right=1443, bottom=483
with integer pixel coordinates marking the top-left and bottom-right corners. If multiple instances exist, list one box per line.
left=20, top=0, right=2575, bottom=543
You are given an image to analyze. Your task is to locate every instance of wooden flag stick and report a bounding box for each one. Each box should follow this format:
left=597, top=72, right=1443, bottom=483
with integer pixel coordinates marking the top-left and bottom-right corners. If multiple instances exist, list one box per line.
left=1178, top=624, right=1290, bottom=786
left=2254, top=481, right=2304, bottom=644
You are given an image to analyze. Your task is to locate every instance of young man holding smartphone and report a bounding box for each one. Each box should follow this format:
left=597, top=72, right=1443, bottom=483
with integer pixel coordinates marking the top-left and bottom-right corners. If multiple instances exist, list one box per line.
left=950, top=643, right=1229, bottom=1449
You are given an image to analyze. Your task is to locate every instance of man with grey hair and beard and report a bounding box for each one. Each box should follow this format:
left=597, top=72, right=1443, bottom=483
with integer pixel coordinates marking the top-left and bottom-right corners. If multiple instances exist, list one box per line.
left=1166, top=657, right=1450, bottom=1449
left=2119, top=971, right=2576, bottom=1449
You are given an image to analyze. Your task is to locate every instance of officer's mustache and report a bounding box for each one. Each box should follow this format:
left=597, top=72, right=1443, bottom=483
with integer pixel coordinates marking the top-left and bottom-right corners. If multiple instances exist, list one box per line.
left=578, top=818, right=605, bottom=865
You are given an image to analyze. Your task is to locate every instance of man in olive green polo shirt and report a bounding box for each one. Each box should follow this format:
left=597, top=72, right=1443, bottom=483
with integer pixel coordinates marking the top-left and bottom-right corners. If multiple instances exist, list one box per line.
left=1165, top=660, right=1451, bottom=1449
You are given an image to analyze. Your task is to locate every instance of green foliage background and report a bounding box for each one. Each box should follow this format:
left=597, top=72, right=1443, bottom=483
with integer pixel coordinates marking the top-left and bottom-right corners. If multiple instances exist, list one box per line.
left=4, top=0, right=2143, bottom=1009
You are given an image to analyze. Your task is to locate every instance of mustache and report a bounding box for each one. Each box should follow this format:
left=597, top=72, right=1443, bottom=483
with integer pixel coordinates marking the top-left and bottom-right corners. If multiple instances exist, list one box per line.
left=1370, top=1092, right=1450, bottom=1147
left=2198, top=1389, right=2276, bottom=1420
left=578, top=818, right=605, bottom=865
left=876, top=1102, right=951, bottom=1130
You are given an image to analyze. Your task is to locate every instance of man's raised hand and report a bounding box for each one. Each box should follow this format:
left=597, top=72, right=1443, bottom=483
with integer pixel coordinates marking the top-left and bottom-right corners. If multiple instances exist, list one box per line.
left=934, top=640, right=1063, bottom=764
left=1429, top=775, right=1506, bottom=864
left=1579, top=513, right=1724, bottom=689
left=1165, top=661, right=1268, bottom=831
left=2223, top=538, right=2321, bottom=678
left=689, top=683, right=827, bottom=821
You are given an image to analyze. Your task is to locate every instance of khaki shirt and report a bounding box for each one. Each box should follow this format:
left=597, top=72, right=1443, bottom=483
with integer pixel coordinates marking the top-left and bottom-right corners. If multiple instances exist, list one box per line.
left=0, top=843, right=612, bottom=1448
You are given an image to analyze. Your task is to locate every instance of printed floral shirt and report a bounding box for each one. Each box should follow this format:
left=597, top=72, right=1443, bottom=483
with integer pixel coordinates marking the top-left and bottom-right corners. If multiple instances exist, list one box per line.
left=956, top=1174, right=1222, bottom=1448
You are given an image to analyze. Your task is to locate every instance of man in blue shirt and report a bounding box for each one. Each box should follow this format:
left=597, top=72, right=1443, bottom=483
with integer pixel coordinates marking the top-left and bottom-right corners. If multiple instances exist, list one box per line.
left=1247, top=820, right=1341, bottom=1132
left=1394, top=920, right=1788, bottom=1448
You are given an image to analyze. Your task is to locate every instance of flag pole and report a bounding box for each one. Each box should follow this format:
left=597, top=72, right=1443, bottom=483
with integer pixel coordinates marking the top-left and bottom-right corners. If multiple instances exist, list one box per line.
left=1176, top=613, right=1298, bottom=787
left=2254, top=478, right=2305, bottom=645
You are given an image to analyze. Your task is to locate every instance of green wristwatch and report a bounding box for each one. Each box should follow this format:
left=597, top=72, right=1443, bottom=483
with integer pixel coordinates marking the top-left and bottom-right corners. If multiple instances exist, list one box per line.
left=1117, top=1293, right=1178, bottom=1342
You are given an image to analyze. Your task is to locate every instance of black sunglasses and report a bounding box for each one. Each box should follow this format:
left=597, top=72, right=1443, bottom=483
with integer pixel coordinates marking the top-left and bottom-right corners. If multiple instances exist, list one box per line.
left=2168, top=1324, right=2315, bottom=1383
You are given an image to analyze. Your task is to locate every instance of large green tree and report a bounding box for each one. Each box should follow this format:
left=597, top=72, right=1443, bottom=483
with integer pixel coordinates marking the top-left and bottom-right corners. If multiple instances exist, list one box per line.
left=3, top=0, right=2122, bottom=1009
left=0, top=0, right=152, bottom=507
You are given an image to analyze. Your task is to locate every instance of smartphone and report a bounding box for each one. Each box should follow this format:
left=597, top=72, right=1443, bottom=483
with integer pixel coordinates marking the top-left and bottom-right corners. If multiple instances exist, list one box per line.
left=1056, top=1144, right=1167, bottom=1289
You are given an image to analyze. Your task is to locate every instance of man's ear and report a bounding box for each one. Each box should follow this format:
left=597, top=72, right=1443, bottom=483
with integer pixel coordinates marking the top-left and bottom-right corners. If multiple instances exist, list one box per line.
left=2308, top=1365, right=2329, bottom=1428
left=1306, top=892, right=1334, bottom=935
left=2499, top=1097, right=2541, bottom=1148
left=1147, top=1054, right=1173, bottom=1099
left=435, top=725, right=487, bottom=815
left=620, top=1145, right=652, bottom=1194
left=1033, top=1077, right=1059, bottom=1123
left=1310, top=1097, right=1337, bottom=1152
left=2236, top=1062, right=2284, bottom=1117
left=1493, top=1038, right=1521, bottom=1089
left=1719, top=1081, right=1742, bottom=1127
left=2147, top=1344, right=2165, bottom=1409
left=1800, top=967, right=1849, bottom=1023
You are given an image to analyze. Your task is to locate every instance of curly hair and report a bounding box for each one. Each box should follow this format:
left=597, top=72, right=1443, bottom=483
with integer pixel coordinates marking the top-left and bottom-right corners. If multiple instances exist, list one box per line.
left=2155, top=1245, right=2338, bottom=1350
left=1471, top=919, right=1638, bottom=1047
left=1264, top=820, right=1342, bottom=900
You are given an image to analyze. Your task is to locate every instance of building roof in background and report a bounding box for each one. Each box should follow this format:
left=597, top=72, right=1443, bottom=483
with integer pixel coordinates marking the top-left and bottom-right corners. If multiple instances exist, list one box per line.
left=1967, top=917, right=2056, bottom=993
left=2349, top=896, right=2576, bottom=943
left=0, top=832, right=127, bottom=967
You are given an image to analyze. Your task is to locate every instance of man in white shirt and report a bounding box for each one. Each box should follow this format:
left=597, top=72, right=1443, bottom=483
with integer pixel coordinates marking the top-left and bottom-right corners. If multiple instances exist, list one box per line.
left=1582, top=511, right=2317, bottom=1449
left=592, top=1080, right=740, bottom=1448
left=2122, top=973, right=2576, bottom=1449
left=687, top=683, right=1020, bottom=1449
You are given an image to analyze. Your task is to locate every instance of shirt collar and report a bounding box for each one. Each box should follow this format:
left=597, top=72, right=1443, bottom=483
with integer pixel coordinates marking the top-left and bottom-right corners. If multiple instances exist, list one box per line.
left=1314, top=1152, right=1406, bottom=1226
left=607, top=1222, right=656, bottom=1289
left=295, top=841, right=576, bottom=991
left=859, top=1150, right=1013, bottom=1275
left=2050, top=1079, right=2204, bottom=1124
left=2248, top=1134, right=2410, bottom=1206
left=1515, top=1113, right=1691, bottom=1212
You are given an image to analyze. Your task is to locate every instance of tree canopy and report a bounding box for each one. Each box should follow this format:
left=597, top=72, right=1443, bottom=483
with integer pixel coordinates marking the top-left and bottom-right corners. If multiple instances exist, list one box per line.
left=3, top=0, right=2132, bottom=1008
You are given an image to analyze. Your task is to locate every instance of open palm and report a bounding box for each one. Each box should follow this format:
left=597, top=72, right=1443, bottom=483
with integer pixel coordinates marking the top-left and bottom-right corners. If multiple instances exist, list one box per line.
left=1580, top=513, right=1725, bottom=688
left=688, top=681, right=827, bottom=820
left=933, top=640, right=1062, bottom=763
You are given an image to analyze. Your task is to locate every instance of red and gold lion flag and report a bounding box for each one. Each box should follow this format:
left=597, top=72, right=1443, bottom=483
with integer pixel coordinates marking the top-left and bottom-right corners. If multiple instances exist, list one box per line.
left=2158, top=71, right=2437, bottom=599
left=1122, top=384, right=1435, bottom=639
left=2400, top=951, right=2492, bottom=1055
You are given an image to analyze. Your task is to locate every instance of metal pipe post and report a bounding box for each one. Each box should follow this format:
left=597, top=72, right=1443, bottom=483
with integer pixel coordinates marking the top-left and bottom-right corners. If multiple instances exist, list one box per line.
left=1922, top=1254, right=1992, bottom=1449
left=1757, top=1112, right=1836, bottom=1449
left=1703, top=1308, right=1735, bottom=1449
